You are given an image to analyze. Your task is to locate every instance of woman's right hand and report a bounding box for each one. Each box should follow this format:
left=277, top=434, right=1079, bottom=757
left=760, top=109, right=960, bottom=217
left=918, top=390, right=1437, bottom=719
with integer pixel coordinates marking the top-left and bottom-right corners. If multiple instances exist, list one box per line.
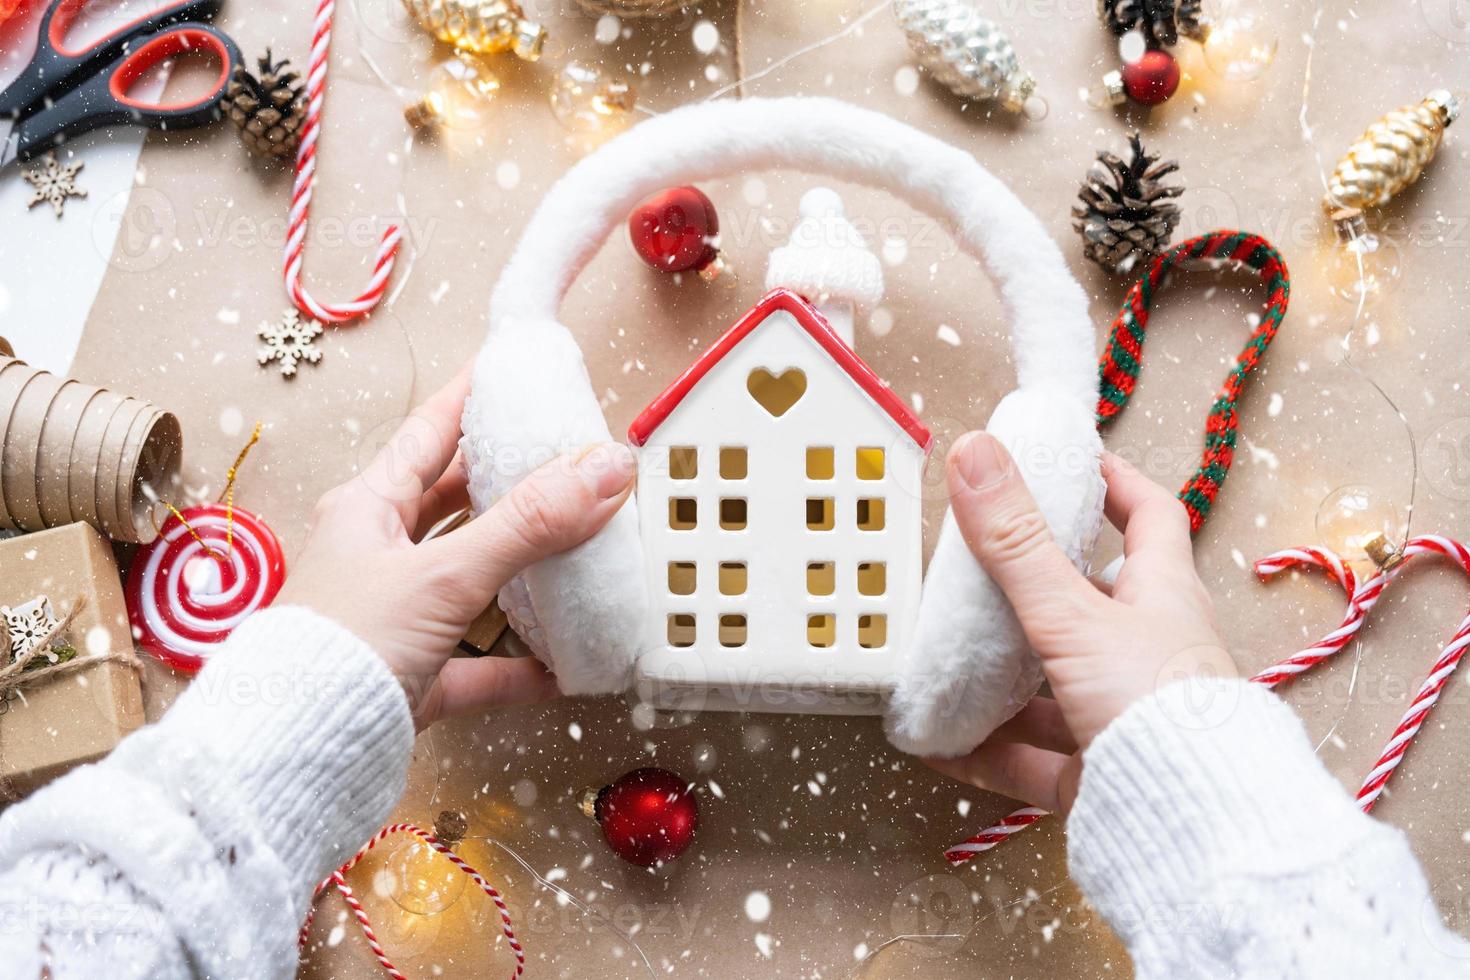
left=926, top=432, right=1237, bottom=814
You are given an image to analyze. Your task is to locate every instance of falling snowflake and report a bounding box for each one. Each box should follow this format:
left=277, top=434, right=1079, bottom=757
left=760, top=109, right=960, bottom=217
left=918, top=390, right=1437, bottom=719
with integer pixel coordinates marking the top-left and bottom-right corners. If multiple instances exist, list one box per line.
left=22, top=153, right=87, bottom=218
left=257, top=309, right=324, bottom=377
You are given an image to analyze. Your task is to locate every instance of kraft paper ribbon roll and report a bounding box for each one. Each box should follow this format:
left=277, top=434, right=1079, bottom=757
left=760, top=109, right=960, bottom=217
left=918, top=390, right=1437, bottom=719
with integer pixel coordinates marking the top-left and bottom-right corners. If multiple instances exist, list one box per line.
left=0, top=343, right=182, bottom=545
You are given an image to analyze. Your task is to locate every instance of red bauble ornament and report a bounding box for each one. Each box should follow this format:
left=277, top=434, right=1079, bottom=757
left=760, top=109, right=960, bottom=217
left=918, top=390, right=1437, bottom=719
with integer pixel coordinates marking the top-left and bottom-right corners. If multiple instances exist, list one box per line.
left=1122, top=49, right=1181, bottom=106
left=628, top=186, right=723, bottom=277
left=587, top=767, right=699, bottom=866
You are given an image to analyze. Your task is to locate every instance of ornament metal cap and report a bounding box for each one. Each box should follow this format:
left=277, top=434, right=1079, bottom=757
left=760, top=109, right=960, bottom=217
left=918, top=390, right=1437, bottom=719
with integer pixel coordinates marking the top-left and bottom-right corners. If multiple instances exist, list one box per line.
left=1096, top=69, right=1127, bottom=107
left=696, top=252, right=730, bottom=283
left=1363, top=532, right=1405, bottom=571
left=1426, top=89, right=1462, bottom=126
left=513, top=21, right=547, bottom=61
left=1000, top=71, right=1038, bottom=115
left=404, top=92, right=445, bottom=130
left=579, top=787, right=602, bottom=820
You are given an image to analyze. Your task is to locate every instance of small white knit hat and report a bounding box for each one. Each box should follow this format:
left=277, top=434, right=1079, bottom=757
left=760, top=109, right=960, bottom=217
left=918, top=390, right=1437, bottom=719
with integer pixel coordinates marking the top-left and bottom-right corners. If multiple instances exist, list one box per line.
left=765, top=187, right=884, bottom=312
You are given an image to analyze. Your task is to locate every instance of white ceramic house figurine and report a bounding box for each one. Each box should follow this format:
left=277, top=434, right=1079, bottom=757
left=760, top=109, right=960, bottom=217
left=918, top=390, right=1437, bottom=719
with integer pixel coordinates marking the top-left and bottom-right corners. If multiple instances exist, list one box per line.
left=629, top=190, right=932, bottom=714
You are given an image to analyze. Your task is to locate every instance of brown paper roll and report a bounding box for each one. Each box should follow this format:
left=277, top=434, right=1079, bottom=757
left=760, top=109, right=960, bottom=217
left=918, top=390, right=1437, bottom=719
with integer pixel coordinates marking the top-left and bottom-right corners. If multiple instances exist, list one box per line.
left=0, top=352, right=182, bottom=544
left=95, top=398, right=146, bottom=540
left=3, top=368, right=63, bottom=531
left=115, top=409, right=181, bottom=545
left=0, top=360, right=35, bottom=530
left=65, top=388, right=118, bottom=527
left=0, top=337, right=12, bottom=358
left=38, top=380, right=90, bottom=527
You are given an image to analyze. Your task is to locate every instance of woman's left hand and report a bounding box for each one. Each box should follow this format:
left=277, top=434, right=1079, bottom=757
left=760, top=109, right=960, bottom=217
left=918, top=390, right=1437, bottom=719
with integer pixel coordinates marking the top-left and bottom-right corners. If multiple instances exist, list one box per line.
left=274, top=368, right=637, bottom=729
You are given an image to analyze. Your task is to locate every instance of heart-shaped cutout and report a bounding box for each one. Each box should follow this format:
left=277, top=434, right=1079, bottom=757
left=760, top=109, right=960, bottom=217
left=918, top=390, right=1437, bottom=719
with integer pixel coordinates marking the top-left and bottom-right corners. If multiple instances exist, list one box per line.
left=747, top=368, right=807, bottom=418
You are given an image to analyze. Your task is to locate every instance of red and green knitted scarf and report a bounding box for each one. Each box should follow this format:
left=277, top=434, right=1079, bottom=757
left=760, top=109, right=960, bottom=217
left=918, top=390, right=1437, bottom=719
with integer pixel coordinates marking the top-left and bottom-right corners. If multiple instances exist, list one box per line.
left=1097, top=231, right=1291, bottom=533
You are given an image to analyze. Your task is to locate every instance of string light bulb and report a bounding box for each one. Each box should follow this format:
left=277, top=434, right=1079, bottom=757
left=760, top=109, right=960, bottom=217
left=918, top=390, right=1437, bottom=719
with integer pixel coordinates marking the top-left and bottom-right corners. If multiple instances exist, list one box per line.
left=1316, top=484, right=1408, bottom=569
left=404, top=54, right=501, bottom=131
left=549, top=61, right=637, bottom=140
left=382, top=810, right=472, bottom=916
left=1197, top=0, right=1277, bottom=83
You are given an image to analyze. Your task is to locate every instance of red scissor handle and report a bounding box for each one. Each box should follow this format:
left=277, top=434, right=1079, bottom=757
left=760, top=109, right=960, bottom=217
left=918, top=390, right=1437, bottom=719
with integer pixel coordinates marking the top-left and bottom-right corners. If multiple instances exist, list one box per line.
left=8, top=22, right=241, bottom=162
left=47, top=0, right=219, bottom=58
left=0, top=0, right=225, bottom=119
left=108, top=26, right=234, bottom=113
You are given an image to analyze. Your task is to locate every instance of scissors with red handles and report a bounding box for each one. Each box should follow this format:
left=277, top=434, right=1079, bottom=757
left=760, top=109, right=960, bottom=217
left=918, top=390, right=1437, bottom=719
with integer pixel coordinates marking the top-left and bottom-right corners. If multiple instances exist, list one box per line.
left=0, top=0, right=241, bottom=167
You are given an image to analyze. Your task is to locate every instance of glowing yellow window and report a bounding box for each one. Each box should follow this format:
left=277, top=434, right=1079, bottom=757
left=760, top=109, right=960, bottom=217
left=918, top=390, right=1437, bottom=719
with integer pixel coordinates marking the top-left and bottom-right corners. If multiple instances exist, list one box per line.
left=719, top=614, right=747, bottom=648
left=807, top=613, right=836, bottom=648
left=806, top=447, right=834, bottom=480
left=719, top=562, right=747, bottom=596
left=668, top=561, right=696, bottom=596
left=856, top=447, right=885, bottom=480
left=856, top=498, right=885, bottom=531
left=720, top=498, right=748, bottom=530
left=668, top=498, right=697, bottom=530
left=720, top=447, right=748, bottom=480
left=668, top=614, right=696, bottom=648
left=806, top=561, right=835, bottom=596
left=858, top=614, right=887, bottom=649
left=857, top=562, right=886, bottom=596
left=669, top=446, right=698, bottom=480
left=806, top=498, right=834, bottom=531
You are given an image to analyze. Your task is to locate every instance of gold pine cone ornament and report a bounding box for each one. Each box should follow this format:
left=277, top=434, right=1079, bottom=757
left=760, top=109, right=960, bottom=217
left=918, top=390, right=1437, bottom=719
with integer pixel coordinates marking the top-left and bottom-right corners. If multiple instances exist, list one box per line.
left=402, top=0, right=546, bottom=60
left=1324, top=90, right=1460, bottom=239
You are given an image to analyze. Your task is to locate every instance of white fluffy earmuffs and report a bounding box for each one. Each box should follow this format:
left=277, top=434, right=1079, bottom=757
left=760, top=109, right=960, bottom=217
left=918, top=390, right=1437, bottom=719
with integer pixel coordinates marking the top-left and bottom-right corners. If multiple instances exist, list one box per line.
left=462, top=97, right=1105, bottom=758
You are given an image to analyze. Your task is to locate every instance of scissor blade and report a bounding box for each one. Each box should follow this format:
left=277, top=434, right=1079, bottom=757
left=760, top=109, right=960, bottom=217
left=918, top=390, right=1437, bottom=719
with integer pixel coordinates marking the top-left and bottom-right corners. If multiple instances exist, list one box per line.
left=0, top=120, right=15, bottom=169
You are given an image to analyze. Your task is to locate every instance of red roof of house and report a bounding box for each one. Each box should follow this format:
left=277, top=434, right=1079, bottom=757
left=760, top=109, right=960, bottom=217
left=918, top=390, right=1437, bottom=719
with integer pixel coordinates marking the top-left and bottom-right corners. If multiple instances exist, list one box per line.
left=628, top=288, right=933, bottom=452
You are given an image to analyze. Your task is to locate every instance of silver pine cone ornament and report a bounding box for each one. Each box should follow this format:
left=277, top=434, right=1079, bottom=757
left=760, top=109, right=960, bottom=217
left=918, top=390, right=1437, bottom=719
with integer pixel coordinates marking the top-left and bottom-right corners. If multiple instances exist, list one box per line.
left=1096, top=0, right=1205, bottom=46
left=223, top=50, right=307, bottom=160
left=893, top=0, right=1037, bottom=113
left=1073, top=133, right=1183, bottom=274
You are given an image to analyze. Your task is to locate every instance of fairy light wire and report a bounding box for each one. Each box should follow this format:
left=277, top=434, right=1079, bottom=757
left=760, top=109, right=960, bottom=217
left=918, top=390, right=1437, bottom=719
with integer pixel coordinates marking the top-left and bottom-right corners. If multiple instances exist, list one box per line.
left=1299, top=0, right=1420, bottom=545
left=415, top=729, right=658, bottom=978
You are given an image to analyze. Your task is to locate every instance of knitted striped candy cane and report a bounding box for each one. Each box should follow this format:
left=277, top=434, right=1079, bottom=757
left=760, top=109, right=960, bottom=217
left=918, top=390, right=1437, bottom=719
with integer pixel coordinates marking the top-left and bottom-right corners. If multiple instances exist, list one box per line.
left=1098, top=231, right=1290, bottom=532
left=284, top=0, right=402, bottom=324
left=299, top=823, right=524, bottom=979
left=947, top=232, right=1292, bottom=866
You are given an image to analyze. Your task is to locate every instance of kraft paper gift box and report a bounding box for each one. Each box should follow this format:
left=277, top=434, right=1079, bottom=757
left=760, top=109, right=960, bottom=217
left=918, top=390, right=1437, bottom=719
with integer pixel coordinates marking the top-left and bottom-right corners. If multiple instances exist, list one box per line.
left=0, top=522, right=146, bottom=799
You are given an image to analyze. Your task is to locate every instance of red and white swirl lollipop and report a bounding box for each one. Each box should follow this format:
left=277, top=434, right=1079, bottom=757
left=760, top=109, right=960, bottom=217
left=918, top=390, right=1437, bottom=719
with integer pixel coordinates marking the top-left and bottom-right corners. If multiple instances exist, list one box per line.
left=126, top=503, right=286, bottom=673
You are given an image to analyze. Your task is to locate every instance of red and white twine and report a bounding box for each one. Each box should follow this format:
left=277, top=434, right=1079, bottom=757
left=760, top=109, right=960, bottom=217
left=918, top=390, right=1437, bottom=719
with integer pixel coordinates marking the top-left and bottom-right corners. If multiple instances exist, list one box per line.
left=300, top=823, right=524, bottom=979
left=946, top=534, right=1470, bottom=867
left=284, top=0, right=402, bottom=324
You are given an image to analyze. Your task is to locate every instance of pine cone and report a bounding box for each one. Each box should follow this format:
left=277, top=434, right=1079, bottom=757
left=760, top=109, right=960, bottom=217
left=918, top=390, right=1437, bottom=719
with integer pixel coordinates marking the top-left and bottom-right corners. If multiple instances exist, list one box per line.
left=223, top=50, right=307, bottom=160
left=1096, top=0, right=1204, bottom=46
left=1072, top=132, right=1184, bottom=274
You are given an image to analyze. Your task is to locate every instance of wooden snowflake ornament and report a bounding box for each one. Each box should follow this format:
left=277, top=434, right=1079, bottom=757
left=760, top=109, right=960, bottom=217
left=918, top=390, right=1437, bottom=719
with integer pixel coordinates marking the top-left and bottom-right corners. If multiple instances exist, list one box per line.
left=22, top=153, right=86, bottom=218
left=1, top=596, right=71, bottom=667
left=257, top=309, right=323, bottom=377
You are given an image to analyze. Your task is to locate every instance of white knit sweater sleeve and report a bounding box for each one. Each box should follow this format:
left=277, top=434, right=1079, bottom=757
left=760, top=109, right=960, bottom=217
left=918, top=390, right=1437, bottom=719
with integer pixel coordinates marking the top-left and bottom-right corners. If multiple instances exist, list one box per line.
left=1068, top=677, right=1470, bottom=978
left=0, top=606, right=414, bottom=979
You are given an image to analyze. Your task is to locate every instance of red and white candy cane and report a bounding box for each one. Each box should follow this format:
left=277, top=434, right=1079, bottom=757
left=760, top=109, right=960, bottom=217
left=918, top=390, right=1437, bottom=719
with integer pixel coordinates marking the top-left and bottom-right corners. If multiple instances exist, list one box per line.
left=1353, top=535, right=1470, bottom=811
left=284, top=0, right=402, bottom=324
left=946, top=535, right=1470, bottom=866
left=300, top=823, right=524, bottom=979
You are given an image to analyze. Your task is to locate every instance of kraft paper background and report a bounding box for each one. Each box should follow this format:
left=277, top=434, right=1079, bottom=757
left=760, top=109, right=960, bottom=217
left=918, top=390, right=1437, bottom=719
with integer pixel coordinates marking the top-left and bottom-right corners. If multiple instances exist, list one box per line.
left=60, top=0, right=1470, bottom=975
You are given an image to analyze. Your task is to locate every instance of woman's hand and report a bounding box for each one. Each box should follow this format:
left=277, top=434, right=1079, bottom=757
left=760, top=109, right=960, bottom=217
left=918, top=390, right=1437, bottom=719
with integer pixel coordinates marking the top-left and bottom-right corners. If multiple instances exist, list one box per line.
left=274, top=369, right=636, bottom=729
left=926, top=432, right=1236, bottom=814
